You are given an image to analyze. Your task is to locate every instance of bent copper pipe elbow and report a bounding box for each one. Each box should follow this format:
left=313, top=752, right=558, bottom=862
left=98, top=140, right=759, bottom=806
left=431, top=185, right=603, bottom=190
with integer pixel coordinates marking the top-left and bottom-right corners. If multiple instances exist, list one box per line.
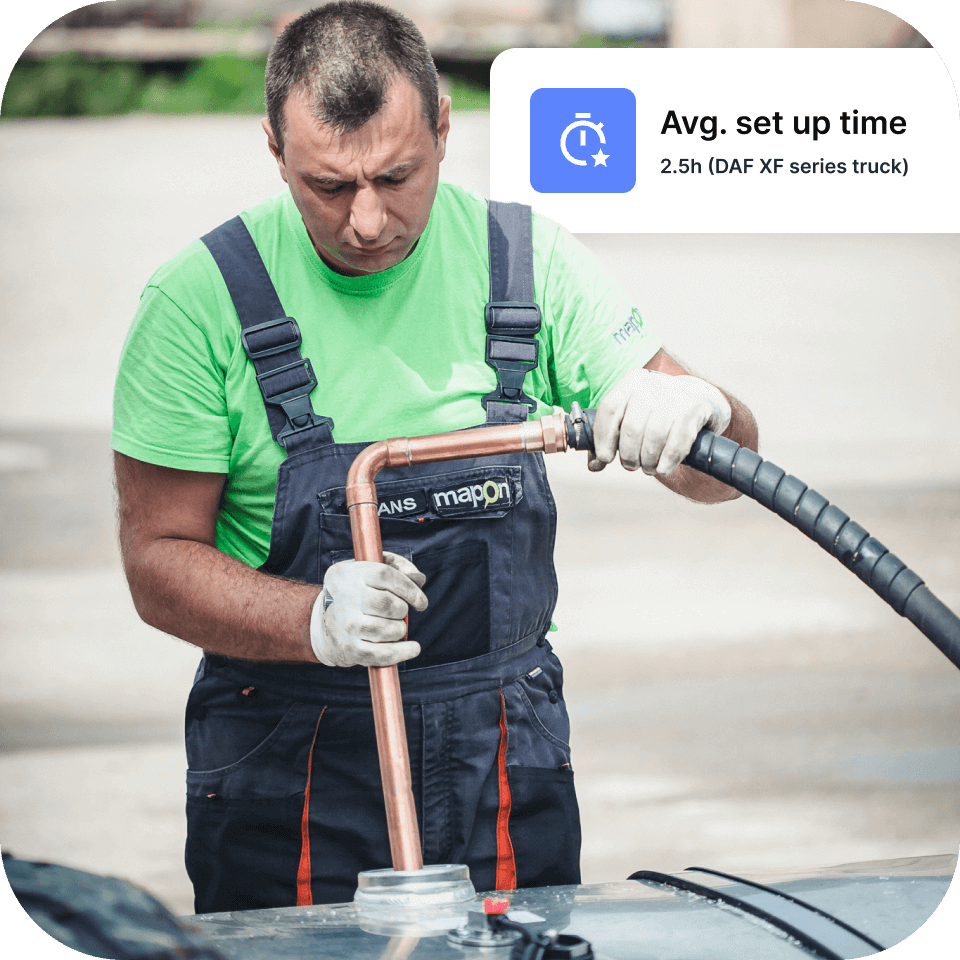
left=344, top=413, right=568, bottom=871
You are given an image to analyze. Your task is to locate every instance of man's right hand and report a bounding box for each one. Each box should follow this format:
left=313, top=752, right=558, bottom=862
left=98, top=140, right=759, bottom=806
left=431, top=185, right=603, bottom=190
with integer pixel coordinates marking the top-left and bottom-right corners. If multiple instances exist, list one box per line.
left=311, top=552, right=428, bottom=667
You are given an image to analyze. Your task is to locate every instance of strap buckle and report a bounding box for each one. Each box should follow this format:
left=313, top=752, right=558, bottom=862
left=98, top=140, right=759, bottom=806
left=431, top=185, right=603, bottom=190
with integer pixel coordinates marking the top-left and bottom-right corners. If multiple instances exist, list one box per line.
left=255, top=358, right=329, bottom=442
left=241, top=317, right=302, bottom=360
left=481, top=334, right=539, bottom=412
left=484, top=301, right=541, bottom=335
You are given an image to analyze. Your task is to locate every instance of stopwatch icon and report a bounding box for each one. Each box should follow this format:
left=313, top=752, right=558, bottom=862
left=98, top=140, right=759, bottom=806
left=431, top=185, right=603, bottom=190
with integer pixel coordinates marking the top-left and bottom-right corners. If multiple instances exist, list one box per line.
left=560, top=113, right=609, bottom=167
left=529, top=88, right=635, bottom=193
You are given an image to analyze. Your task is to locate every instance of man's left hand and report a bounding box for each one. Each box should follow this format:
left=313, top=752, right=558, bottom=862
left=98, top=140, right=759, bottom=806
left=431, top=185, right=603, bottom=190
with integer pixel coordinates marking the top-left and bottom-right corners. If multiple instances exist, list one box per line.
left=589, top=368, right=732, bottom=475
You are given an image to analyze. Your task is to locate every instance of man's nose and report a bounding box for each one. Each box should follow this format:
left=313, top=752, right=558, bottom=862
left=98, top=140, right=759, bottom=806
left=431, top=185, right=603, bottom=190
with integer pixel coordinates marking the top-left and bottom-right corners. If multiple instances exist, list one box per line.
left=349, top=186, right=387, bottom=241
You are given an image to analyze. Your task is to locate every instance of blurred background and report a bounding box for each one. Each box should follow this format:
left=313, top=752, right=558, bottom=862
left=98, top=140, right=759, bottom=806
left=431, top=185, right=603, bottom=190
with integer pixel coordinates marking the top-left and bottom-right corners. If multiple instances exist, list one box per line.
left=2, top=0, right=932, bottom=121
left=1, top=0, right=957, bottom=922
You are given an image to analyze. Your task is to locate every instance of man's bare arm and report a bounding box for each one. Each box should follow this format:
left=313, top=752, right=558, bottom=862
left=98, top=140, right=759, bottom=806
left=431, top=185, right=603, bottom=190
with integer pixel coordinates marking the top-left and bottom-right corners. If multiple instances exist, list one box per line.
left=115, top=452, right=320, bottom=662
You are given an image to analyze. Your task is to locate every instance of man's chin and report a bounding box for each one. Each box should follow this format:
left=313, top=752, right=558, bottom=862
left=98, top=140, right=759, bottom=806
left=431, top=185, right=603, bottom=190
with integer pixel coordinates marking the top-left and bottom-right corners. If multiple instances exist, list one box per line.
left=321, top=242, right=414, bottom=277
left=318, top=247, right=388, bottom=276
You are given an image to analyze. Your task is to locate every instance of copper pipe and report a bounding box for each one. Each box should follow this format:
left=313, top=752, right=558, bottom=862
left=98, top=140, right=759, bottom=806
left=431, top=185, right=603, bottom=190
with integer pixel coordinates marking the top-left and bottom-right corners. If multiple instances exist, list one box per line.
left=346, top=413, right=568, bottom=871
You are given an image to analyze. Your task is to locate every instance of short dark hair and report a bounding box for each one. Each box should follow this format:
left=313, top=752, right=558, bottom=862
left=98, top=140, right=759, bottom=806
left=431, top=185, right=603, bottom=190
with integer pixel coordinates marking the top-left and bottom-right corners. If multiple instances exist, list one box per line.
left=265, top=1, right=440, bottom=154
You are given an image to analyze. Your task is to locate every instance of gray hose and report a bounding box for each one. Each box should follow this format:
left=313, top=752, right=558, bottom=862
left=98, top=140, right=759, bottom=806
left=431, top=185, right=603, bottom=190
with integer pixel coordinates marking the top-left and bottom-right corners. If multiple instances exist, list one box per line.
left=565, top=408, right=960, bottom=670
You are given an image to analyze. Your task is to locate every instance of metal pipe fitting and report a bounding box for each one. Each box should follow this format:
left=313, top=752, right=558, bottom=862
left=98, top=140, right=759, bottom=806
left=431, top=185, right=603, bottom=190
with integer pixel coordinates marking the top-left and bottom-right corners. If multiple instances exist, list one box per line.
left=344, top=412, right=570, bottom=872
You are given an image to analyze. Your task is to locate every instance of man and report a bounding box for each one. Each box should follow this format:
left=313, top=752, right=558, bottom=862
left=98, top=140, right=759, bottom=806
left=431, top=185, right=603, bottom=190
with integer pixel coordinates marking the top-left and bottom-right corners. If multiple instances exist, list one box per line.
left=113, top=1, right=757, bottom=912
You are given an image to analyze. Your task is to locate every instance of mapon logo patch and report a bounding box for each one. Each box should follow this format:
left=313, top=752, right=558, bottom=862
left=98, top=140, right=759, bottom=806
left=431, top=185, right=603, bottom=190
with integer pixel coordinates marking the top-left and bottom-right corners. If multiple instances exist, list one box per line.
left=530, top=87, right=636, bottom=194
left=431, top=478, right=513, bottom=516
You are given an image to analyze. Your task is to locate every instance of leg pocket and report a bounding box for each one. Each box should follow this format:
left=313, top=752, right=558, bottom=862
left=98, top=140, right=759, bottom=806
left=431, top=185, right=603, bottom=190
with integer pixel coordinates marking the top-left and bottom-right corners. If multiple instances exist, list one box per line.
left=507, top=766, right=581, bottom=889
left=185, top=673, right=301, bottom=781
left=503, top=655, right=572, bottom=769
left=184, top=695, right=324, bottom=913
left=186, top=684, right=319, bottom=803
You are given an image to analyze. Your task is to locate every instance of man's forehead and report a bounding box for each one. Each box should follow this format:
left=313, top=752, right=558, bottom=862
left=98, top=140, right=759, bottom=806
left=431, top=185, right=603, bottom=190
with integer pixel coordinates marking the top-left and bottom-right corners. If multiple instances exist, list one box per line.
left=283, top=84, right=432, bottom=177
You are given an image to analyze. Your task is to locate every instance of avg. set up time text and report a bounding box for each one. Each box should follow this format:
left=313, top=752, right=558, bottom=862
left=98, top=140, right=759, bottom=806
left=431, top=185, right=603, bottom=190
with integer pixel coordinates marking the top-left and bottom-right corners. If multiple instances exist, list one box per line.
left=661, top=109, right=908, bottom=176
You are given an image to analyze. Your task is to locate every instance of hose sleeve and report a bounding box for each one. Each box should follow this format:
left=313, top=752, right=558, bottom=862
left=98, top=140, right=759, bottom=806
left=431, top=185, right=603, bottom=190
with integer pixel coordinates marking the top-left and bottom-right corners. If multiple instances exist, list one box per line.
left=682, top=429, right=960, bottom=670
left=567, top=409, right=960, bottom=666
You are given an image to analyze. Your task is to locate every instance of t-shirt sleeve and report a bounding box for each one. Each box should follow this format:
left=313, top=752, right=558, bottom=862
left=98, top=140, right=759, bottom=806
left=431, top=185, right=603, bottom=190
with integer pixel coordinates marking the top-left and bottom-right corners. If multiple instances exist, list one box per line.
left=537, top=220, right=662, bottom=409
left=111, top=284, right=233, bottom=472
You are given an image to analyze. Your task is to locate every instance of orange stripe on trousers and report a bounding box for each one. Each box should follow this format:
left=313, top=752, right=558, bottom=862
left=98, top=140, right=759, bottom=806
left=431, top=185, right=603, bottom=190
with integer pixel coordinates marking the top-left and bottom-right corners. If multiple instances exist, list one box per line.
left=496, top=690, right=516, bottom=891
left=296, top=706, right=326, bottom=906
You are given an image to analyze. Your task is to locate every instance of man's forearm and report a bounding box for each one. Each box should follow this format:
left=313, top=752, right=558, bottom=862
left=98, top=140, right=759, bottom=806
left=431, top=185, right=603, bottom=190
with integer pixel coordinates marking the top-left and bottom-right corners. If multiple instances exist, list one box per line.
left=656, top=390, right=758, bottom=504
left=116, top=452, right=320, bottom=662
left=124, top=534, right=320, bottom=663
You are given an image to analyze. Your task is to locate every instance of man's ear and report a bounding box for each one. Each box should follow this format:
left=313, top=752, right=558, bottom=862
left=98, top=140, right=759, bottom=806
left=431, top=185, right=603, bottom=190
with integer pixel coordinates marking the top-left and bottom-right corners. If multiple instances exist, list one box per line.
left=262, top=117, right=288, bottom=182
left=436, top=95, right=452, bottom=163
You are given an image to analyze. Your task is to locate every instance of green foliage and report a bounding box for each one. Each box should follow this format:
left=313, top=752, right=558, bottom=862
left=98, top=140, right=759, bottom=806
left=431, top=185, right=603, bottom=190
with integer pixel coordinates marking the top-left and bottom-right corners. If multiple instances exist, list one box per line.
left=572, top=32, right=642, bottom=48
left=447, top=75, right=490, bottom=112
left=1, top=54, right=489, bottom=119
left=2, top=54, right=144, bottom=117
left=1, top=54, right=267, bottom=119
left=140, top=55, right=267, bottom=114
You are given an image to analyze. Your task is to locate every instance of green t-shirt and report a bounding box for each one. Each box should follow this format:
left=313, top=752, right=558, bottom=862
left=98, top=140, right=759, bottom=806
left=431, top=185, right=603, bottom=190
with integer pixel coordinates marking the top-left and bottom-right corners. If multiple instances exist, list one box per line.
left=112, top=183, right=660, bottom=567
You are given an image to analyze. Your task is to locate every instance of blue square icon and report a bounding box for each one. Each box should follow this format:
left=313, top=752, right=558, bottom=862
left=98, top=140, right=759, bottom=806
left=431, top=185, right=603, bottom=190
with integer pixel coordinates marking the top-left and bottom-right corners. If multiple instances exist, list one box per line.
left=530, top=87, right=636, bottom=193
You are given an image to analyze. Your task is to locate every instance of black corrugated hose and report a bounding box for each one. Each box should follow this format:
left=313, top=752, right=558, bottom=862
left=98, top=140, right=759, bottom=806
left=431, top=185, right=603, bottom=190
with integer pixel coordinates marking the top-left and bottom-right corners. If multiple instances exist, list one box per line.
left=565, top=407, right=960, bottom=671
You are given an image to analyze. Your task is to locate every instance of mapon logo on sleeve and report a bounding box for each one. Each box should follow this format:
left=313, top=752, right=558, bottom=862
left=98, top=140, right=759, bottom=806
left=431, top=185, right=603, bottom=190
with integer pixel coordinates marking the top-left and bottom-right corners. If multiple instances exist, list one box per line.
left=530, top=87, right=636, bottom=193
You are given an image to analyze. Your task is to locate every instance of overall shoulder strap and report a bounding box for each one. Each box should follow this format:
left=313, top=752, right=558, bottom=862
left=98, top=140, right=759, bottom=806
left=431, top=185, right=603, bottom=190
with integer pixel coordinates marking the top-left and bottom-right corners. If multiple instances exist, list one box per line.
left=483, top=201, right=541, bottom=424
left=200, top=216, right=331, bottom=448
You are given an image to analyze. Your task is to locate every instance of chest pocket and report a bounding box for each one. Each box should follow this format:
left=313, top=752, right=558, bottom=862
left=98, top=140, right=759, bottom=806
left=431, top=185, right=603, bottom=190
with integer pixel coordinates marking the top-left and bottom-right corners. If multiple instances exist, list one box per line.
left=317, top=465, right=523, bottom=667
left=318, top=466, right=523, bottom=521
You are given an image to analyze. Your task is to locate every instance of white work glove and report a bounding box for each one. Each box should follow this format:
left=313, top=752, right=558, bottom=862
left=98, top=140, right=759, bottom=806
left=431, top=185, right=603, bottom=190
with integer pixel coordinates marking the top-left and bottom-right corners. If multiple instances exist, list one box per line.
left=590, top=368, right=731, bottom=476
left=310, top=551, right=428, bottom=668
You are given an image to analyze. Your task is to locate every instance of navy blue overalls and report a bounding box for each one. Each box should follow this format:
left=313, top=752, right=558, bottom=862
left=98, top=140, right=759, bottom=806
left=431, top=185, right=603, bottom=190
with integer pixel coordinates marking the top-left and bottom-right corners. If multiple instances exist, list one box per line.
left=184, top=203, right=581, bottom=913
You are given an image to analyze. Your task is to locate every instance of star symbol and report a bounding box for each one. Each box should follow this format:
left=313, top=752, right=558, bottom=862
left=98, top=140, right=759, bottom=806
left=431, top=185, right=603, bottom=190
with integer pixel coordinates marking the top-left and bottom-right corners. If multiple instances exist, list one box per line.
left=592, top=149, right=609, bottom=166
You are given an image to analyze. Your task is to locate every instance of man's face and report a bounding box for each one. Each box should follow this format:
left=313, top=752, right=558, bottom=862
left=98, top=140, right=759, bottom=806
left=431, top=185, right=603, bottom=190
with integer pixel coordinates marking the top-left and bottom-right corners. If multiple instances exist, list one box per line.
left=263, top=77, right=450, bottom=276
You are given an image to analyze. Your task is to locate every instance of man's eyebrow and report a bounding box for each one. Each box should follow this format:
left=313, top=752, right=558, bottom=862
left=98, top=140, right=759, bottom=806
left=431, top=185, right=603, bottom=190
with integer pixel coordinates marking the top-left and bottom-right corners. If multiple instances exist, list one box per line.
left=303, top=173, right=348, bottom=186
left=379, top=158, right=423, bottom=178
left=301, top=158, right=424, bottom=186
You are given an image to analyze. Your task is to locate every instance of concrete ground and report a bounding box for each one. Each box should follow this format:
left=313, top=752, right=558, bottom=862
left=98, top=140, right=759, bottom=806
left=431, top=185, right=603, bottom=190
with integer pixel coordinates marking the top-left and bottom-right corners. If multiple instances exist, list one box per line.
left=0, top=113, right=957, bottom=923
